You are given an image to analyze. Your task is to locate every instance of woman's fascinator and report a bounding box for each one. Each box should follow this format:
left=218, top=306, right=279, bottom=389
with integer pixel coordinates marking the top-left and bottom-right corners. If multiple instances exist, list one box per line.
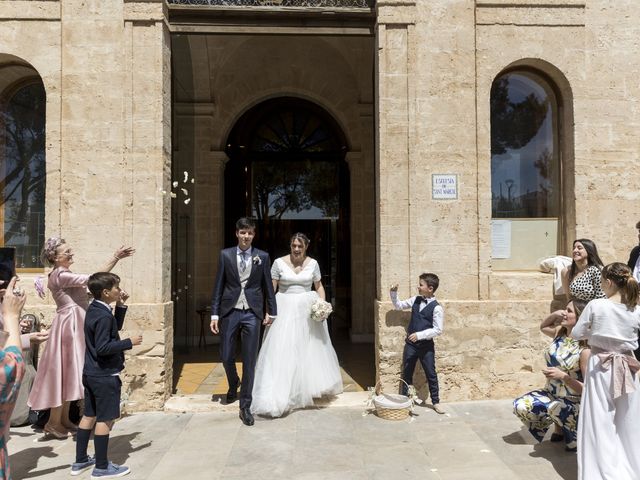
left=41, top=237, right=65, bottom=266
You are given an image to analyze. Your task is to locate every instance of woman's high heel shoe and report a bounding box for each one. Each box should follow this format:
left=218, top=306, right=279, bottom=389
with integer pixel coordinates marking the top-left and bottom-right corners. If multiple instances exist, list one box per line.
left=43, top=424, right=68, bottom=439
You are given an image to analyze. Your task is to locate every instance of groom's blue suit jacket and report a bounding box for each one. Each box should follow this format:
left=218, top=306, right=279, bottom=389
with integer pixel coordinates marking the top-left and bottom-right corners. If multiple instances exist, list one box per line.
left=211, top=247, right=277, bottom=320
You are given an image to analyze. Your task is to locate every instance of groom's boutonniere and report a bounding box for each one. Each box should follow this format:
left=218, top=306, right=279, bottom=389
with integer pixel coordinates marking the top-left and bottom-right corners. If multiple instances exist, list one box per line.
left=252, top=255, right=262, bottom=265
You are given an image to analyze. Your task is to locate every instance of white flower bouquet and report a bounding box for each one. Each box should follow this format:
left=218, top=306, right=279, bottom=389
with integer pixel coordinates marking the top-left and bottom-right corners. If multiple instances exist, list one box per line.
left=310, top=299, right=333, bottom=322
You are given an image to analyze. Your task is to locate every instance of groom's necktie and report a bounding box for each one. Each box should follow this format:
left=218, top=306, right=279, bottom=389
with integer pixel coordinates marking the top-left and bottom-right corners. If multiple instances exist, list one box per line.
left=239, top=251, right=248, bottom=273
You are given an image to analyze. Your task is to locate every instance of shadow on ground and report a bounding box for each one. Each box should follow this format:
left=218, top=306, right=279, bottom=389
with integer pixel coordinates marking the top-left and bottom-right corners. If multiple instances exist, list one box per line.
left=502, top=429, right=577, bottom=480
left=10, top=445, right=60, bottom=479
left=109, top=431, right=153, bottom=465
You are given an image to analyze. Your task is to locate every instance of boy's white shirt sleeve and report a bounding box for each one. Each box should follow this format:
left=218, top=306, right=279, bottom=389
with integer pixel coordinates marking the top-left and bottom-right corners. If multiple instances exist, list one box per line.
left=390, top=291, right=444, bottom=340
left=571, top=303, right=592, bottom=341
left=415, top=305, right=444, bottom=340
left=390, top=290, right=415, bottom=310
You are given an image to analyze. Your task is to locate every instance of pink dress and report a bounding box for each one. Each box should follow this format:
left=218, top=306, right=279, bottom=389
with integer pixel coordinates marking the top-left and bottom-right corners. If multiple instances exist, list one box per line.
left=0, top=345, right=25, bottom=480
left=27, top=268, right=89, bottom=410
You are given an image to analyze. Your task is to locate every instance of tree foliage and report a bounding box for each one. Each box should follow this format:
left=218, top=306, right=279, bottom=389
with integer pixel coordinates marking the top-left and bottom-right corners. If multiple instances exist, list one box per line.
left=490, top=76, right=549, bottom=155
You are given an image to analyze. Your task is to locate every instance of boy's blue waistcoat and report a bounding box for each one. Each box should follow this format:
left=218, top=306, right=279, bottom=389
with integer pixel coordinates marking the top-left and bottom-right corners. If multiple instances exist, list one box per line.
left=407, top=298, right=439, bottom=345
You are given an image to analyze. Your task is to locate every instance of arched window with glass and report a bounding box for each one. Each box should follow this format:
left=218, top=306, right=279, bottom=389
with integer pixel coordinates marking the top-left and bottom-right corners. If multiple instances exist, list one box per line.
left=490, top=70, right=561, bottom=270
left=0, top=81, right=46, bottom=270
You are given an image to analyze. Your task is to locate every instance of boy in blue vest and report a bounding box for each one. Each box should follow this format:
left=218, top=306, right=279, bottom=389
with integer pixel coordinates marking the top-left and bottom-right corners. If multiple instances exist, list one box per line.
left=390, top=273, right=445, bottom=414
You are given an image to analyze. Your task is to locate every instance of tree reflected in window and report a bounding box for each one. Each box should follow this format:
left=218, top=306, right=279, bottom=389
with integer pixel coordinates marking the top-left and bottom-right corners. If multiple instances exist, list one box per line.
left=252, top=159, right=338, bottom=220
left=490, top=72, right=559, bottom=218
left=249, top=108, right=341, bottom=220
left=1, top=82, right=46, bottom=268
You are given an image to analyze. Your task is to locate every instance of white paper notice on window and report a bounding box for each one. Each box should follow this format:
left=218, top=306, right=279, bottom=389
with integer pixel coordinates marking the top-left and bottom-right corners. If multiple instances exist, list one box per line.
left=491, top=220, right=511, bottom=259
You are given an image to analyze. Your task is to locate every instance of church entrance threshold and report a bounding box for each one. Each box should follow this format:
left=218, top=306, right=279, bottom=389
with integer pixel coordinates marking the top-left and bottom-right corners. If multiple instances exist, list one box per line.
left=172, top=339, right=374, bottom=398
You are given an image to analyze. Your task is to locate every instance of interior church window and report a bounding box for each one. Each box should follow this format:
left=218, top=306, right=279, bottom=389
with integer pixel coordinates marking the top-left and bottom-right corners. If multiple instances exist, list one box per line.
left=0, top=82, right=46, bottom=269
left=249, top=109, right=340, bottom=221
left=490, top=70, right=561, bottom=270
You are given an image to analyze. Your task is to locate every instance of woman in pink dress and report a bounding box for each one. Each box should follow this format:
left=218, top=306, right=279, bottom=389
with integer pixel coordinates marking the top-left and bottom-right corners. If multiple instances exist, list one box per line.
left=0, top=277, right=27, bottom=479
left=27, top=238, right=134, bottom=439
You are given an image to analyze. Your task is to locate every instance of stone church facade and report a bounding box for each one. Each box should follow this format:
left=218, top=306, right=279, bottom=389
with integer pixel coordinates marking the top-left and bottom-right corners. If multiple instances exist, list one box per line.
left=0, top=0, right=637, bottom=409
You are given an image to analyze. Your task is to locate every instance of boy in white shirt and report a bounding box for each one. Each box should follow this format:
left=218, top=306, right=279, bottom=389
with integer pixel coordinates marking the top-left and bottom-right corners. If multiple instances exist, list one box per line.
left=390, top=273, right=445, bottom=414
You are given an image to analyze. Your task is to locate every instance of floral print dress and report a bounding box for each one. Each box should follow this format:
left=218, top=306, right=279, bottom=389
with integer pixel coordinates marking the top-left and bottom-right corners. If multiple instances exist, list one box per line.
left=513, top=335, right=584, bottom=449
left=0, top=346, right=25, bottom=480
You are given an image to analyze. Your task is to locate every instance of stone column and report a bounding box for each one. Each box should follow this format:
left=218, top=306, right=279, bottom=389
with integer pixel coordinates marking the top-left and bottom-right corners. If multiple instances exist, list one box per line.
left=172, top=100, right=218, bottom=346
left=346, top=151, right=374, bottom=342
left=121, top=0, right=174, bottom=409
left=193, top=150, right=227, bottom=336
left=375, top=1, right=417, bottom=387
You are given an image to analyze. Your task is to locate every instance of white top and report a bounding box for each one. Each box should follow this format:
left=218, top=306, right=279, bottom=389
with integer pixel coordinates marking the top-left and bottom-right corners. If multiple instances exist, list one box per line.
left=271, top=257, right=321, bottom=294
left=389, top=291, right=444, bottom=341
left=572, top=298, right=640, bottom=352
left=539, top=255, right=572, bottom=295
left=633, top=254, right=640, bottom=283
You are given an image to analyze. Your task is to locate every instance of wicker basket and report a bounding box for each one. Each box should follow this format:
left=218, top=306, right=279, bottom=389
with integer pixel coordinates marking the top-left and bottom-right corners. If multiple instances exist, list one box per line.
left=372, top=378, right=412, bottom=421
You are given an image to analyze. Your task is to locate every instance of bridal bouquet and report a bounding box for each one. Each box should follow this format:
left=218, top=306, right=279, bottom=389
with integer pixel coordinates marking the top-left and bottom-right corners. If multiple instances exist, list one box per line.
left=310, top=299, right=333, bottom=322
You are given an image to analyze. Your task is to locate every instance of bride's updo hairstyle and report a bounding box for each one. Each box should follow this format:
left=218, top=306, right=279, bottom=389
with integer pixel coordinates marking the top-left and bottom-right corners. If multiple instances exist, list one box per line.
left=41, top=237, right=66, bottom=266
left=601, top=262, right=639, bottom=310
left=290, top=233, right=310, bottom=249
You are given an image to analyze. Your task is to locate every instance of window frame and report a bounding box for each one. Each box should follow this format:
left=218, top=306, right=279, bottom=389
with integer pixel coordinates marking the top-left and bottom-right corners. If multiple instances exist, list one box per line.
left=490, top=67, right=566, bottom=269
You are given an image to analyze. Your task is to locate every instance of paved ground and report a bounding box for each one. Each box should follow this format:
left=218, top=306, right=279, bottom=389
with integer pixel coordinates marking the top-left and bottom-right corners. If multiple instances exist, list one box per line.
left=9, top=397, right=577, bottom=480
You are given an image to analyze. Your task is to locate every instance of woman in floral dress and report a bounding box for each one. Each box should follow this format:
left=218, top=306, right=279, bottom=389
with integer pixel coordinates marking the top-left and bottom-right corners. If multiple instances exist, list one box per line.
left=513, top=299, right=590, bottom=451
left=0, top=277, right=27, bottom=479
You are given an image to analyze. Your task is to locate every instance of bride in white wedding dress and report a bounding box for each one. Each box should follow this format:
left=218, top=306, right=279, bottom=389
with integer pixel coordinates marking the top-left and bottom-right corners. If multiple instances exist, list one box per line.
left=251, top=233, right=343, bottom=418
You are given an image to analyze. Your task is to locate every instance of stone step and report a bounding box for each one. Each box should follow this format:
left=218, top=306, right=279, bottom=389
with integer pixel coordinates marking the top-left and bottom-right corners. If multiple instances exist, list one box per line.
left=164, top=391, right=371, bottom=413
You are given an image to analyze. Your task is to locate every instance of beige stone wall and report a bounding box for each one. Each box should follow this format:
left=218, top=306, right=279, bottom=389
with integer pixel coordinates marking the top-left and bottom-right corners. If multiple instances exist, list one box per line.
left=3, top=0, right=640, bottom=409
left=0, top=0, right=173, bottom=410
left=376, top=0, right=640, bottom=401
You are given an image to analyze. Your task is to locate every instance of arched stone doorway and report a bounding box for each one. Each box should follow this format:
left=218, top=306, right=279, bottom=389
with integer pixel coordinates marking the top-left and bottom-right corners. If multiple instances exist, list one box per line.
left=170, top=32, right=376, bottom=397
left=224, top=97, right=351, bottom=335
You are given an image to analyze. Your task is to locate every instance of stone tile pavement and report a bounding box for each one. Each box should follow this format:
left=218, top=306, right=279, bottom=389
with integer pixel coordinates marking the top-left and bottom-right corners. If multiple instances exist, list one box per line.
left=9, top=398, right=577, bottom=480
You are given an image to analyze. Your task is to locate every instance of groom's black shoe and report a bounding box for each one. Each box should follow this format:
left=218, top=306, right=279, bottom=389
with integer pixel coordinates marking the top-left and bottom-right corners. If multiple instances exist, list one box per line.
left=225, top=386, right=238, bottom=404
left=239, top=408, right=254, bottom=426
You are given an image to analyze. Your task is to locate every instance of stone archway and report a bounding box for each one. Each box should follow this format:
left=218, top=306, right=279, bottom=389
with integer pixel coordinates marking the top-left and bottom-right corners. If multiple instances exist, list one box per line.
left=170, top=32, right=376, bottom=397
left=224, top=96, right=351, bottom=335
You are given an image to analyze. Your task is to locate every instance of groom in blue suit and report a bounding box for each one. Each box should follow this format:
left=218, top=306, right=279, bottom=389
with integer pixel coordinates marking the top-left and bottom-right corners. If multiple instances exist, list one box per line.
left=210, top=217, right=277, bottom=426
